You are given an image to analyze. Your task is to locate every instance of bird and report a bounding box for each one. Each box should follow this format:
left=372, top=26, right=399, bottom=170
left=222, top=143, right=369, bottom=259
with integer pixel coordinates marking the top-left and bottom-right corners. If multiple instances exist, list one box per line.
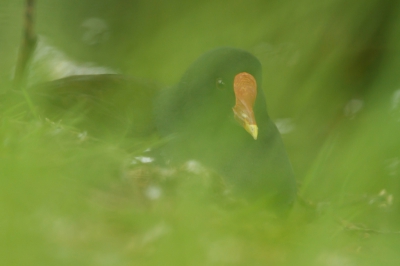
left=154, top=47, right=297, bottom=212
left=32, top=47, right=297, bottom=214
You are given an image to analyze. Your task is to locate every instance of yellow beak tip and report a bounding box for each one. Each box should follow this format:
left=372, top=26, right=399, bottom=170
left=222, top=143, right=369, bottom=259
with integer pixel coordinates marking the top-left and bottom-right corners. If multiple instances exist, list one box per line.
left=245, top=124, right=258, bottom=140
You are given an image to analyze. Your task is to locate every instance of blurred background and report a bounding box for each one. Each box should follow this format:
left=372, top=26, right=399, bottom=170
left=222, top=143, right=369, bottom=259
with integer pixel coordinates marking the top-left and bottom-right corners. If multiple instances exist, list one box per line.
left=1, top=0, right=400, bottom=265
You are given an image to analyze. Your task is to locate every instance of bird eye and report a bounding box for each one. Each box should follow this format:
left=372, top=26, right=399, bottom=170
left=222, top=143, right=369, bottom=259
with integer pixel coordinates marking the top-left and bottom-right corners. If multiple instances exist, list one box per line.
left=216, top=78, right=225, bottom=89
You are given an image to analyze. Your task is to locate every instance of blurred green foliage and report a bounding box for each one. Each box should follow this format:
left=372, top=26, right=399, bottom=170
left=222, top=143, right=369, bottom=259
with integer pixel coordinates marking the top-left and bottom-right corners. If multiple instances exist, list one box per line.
left=1, top=0, right=400, bottom=265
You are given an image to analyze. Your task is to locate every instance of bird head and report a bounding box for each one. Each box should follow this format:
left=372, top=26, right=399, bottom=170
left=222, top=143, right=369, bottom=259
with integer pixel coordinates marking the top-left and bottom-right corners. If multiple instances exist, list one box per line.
left=174, top=47, right=264, bottom=141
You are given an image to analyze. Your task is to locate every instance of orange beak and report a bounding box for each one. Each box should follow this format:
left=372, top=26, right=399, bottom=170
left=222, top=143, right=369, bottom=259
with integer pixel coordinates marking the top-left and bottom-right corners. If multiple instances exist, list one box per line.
left=232, top=72, right=258, bottom=140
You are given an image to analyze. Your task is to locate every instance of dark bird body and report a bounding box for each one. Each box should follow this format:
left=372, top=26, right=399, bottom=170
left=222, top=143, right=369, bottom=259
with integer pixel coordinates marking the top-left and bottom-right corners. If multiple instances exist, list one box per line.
left=33, top=48, right=297, bottom=213
left=32, top=74, right=158, bottom=138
